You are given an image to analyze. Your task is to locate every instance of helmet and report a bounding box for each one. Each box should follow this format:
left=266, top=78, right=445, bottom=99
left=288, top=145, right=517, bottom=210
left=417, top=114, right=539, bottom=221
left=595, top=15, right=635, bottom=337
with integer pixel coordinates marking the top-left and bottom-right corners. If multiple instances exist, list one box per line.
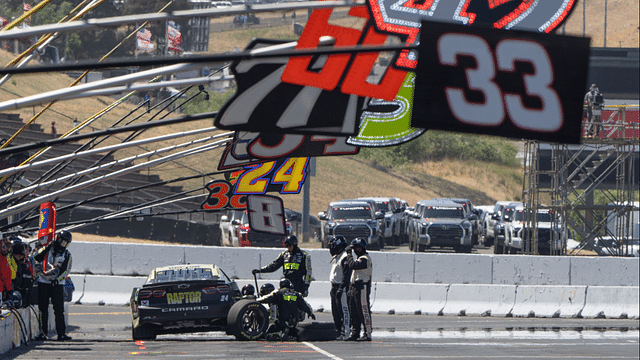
left=329, top=235, right=347, bottom=256
left=279, top=278, right=293, bottom=289
left=351, top=237, right=367, bottom=249
left=242, top=284, right=255, bottom=297
left=7, top=291, right=23, bottom=308
left=351, top=238, right=367, bottom=255
left=284, top=235, right=298, bottom=247
left=11, top=241, right=25, bottom=256
left=260, top=283, right=275, bottom=296
left=56, top=230, right=72, bottom=248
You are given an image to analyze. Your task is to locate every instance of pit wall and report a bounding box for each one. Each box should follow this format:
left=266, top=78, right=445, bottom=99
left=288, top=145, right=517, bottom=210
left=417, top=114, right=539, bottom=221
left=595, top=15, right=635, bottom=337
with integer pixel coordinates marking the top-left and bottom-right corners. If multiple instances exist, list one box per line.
left=68, top=242, right=639, bottom=286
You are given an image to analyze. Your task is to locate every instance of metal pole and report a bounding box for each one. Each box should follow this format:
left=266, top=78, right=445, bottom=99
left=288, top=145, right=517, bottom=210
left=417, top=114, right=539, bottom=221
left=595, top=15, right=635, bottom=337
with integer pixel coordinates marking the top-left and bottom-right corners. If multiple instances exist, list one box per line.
left=604, top=0, right=608, bottom=47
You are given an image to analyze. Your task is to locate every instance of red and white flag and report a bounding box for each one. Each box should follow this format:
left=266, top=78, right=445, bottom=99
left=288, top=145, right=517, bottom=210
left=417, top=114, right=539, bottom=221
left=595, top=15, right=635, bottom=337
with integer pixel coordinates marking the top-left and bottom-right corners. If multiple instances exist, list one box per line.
left=23, top=2, right=32, bottom=25
left=166, top=22, right=182, bottom=52
left=136, top=28, right=155, bottom=52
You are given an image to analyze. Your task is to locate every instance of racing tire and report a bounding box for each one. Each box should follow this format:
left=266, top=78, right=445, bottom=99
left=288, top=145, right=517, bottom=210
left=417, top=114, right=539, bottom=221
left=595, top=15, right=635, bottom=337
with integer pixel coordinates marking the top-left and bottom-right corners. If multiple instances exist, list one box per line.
left=297, top=321, right=340, bottom=341
left=227, top=299, right=269, bottom=341
left=132, top=322, right=156, bottom=341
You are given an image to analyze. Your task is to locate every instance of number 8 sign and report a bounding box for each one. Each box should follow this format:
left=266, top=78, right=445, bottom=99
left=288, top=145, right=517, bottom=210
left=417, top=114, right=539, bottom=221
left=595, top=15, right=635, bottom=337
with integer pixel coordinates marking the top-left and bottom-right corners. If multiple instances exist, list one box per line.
left=412, top=21, right=590, bottom=144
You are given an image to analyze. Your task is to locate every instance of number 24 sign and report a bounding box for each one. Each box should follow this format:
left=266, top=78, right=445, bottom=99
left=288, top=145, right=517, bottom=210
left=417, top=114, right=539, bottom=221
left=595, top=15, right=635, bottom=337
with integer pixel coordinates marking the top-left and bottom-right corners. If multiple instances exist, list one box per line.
left=201, top=158, right=308, bottom=211
left=412, top=21, right=590, bottom=145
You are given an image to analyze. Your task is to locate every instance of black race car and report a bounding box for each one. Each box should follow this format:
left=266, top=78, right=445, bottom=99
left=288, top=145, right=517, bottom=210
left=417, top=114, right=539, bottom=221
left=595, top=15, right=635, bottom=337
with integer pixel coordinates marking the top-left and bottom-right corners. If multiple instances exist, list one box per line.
left=130, top=264, right=269, bottom=340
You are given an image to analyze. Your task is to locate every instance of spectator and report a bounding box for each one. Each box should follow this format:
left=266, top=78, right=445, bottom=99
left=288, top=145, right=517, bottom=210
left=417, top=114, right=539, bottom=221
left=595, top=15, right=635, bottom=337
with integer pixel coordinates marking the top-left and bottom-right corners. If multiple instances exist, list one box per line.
left=51, top=121, right=57, bottom=138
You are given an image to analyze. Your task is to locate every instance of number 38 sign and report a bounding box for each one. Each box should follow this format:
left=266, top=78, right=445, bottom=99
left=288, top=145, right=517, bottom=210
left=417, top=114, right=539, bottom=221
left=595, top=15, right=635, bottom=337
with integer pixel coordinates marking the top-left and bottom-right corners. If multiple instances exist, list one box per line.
left=412, top=21, right=590, bottom=144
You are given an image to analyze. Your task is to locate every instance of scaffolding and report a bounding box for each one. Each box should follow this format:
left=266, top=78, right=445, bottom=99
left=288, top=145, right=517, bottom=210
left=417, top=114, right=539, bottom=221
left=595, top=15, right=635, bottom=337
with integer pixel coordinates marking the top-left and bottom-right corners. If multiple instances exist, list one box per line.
left=522, top=104, right=639, bottom=256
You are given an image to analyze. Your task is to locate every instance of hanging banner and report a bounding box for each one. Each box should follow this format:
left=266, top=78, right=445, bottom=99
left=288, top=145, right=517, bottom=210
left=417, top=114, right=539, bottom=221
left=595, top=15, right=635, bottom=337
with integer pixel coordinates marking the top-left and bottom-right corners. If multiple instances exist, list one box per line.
left=136, top=28, right=154, bottom=52
left=412, top=20, right=590, bottom=144
left=217, top=131, right=358, bottom=171
left=215, top=0, right=578, bottom=147
left=38, top=201, right=56, bottom=246
left=166, top=21, right=182, bottom=53
left=247, top=195, right=286, bottom=236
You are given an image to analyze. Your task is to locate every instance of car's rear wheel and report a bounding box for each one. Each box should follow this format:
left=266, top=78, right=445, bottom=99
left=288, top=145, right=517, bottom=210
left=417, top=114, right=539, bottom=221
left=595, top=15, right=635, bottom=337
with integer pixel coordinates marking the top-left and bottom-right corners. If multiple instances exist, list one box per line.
left=132, top=322, right=156, bottom=341
left=227, top=299, right=269, bottom=341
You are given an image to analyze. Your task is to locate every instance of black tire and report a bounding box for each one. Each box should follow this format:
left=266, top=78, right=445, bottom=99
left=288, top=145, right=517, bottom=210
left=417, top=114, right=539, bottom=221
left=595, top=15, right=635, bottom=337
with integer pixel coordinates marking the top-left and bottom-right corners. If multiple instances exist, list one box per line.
left=297, top=321, right=339, bottom=341
left=416, top=243, right=425, bottom=252
left=132, top=322, right=156, bottom=341
left=227, top=299, right=269, bottom=341
left=493, top=243, right=504, bottom=254
left=408, top=240, right=414, bottom=251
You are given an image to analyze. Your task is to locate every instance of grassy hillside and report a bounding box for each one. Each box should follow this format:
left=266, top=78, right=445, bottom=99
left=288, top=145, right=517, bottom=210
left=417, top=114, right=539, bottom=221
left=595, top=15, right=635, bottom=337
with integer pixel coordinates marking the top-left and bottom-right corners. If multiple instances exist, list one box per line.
left=1, top=3, right=637, bottom=217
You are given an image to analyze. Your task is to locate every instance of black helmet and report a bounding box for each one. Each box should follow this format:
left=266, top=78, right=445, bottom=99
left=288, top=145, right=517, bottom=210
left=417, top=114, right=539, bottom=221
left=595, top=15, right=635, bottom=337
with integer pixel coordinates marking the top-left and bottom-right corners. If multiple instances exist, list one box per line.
left=260, top=283, right=275, bottom=296
left=242, top=284, right=255, bottom=297
left=56, top=230, right=72, bottom=248
left=279, top=278, right=293, bottom=289
left=329, top=235, right=347, bottom=256
left=11, top=241, right=25, bottom=256
left=351, top=238, right=367, bottom=255
left=284, top=235, right=298, bottom=247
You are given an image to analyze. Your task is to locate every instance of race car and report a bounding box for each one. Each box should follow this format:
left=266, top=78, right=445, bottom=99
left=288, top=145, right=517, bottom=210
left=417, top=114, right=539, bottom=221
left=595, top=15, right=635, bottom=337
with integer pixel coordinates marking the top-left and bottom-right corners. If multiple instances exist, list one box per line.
left=130, top=264, right=269, bottom=341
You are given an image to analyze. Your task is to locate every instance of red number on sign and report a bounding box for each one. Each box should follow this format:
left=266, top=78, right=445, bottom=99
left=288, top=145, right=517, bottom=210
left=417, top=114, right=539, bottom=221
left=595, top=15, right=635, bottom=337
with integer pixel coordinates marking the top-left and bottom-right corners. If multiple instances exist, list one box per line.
left=281, top=7, right=406, bottom=101
left=202, top=180, right=246, bottom=210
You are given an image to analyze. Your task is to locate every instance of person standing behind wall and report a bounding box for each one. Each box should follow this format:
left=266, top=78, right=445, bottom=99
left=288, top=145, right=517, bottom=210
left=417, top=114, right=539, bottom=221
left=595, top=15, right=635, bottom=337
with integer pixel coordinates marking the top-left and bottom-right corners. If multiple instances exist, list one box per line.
left=33, top=230, right=73, bottom=341
left=0, top=232, right=13, bottom=304
left=329, top=235, right=351, bottom=340
left=51, top=121, right=57, bottom=138
left=344, top=237, right=373, bottom=342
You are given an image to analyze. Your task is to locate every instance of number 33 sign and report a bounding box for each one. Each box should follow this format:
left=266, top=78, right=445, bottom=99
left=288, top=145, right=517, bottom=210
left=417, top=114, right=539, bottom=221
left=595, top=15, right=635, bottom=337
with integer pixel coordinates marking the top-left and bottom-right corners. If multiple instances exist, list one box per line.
left=412, top=21, right=590, bottom=144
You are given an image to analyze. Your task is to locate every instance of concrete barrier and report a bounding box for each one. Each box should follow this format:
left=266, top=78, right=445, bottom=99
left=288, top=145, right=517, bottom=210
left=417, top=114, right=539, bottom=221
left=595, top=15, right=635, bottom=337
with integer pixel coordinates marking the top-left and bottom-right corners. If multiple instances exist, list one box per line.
left=68, top=242, right=640, bottom=287
left=442, top=284, right=517, bottom=317
left=511, top=285, right=587, bottom=318
left=492, top=255, right=570, bottom=285
left=581, top=286, right=639, bottom=319
left=70, top=275, right=146, bottom=306
left=372, top=283, right=450, bottom=315
left=1, top=304, right=65, bottom=355
left=570, top=257, right=640, bottom=287
left=414, top=253, right=493, bottom=284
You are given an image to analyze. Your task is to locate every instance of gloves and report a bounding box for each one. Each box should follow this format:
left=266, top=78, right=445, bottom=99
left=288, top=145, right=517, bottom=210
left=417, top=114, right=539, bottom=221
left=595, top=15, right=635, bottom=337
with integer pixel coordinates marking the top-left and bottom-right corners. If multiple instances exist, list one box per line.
left=303, top=289, right=309, bottom=297
left=308, top=313, right=316, bottom=320
left=252, top=269, right=261, bottom=275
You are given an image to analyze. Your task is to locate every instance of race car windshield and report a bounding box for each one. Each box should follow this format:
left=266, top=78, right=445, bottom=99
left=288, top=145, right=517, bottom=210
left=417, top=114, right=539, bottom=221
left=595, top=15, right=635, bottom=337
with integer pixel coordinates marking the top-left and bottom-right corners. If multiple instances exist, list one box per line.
left=332, top=207, right=372, bottom=219
left=423, top=206, right=464, bottom=218
left=150, top=267, right=219, bottom=284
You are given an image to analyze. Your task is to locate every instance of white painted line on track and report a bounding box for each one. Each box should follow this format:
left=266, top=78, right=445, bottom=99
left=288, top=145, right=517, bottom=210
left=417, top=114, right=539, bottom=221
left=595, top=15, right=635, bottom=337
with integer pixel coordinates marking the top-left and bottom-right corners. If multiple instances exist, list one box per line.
left=303, top=341, right=343, bottom=360
left=373, top=330, right=640, bottom=340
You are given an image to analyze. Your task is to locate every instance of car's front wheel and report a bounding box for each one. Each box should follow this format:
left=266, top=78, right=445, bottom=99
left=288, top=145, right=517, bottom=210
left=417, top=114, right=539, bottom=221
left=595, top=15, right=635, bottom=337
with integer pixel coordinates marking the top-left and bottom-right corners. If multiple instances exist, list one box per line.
left=227, top=299, right=269, bottom=341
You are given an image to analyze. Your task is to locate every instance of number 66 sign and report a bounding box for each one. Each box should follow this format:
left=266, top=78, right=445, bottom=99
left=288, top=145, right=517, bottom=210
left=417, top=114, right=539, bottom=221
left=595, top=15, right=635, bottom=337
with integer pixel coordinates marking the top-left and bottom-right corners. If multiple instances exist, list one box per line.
left=412, top=21, right=590, bottom=144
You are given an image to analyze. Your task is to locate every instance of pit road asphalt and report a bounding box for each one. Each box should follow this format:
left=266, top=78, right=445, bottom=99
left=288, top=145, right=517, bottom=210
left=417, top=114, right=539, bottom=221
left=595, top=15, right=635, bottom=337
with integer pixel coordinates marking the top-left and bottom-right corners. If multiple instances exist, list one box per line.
left=4, top=304, right=638, bottom=359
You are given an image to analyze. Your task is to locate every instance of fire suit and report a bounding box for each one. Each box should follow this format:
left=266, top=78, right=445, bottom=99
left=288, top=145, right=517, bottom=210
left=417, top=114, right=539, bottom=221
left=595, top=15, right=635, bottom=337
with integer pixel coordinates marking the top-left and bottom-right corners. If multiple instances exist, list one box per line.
left=259, top=246, right=312, bottom=295
left=330, top=249, right=351, bottom=338
left=34, top=244, right=72, bottom=338
left=347, top=250, right=372, bottom=339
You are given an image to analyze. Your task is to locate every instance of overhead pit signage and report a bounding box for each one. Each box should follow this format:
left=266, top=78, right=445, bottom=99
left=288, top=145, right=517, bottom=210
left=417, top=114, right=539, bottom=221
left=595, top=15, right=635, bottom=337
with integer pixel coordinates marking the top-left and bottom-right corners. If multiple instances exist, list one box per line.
left=201, top=158, right=309, bottom=211
left=217, top=131, right=358, bottom=171
left=247, top=195, right=287, bottom=236
left=214, top=0, right=578, bottom=146
left=412, top=20, right=590, bottom=144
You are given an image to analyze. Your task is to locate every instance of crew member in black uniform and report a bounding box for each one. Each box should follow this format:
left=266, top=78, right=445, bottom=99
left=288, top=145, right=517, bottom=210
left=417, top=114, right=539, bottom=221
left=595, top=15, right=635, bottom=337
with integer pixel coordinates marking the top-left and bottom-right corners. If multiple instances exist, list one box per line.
left=11, top=241, right=34, bottom=307
left=252, top=235, right=312, bottom=296
left=257, top=278, right=315, bottom=341
left=344, top=238, right=373, bottom=342
left=329, top=235, right=351, bottom=339
left=34, top=230, right=73, bottom=341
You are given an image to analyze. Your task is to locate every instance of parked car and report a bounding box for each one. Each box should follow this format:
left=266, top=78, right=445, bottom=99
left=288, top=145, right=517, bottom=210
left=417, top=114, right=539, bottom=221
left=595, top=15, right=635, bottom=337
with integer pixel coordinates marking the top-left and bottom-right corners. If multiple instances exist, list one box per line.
left=236, top=210, right=292, bottom=247
left=483, top=201, right=518, bottom=247
left=219, top=209, right=244, bottom=247
left=433, top=198, right=481, bottom=246
left=492, top=202, right=521, bottom=254
left=357, top=197, right=404, bottom=246
left=318, top=200, right=385, bottom=250
left=408, top=199, right=473, bottom=253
